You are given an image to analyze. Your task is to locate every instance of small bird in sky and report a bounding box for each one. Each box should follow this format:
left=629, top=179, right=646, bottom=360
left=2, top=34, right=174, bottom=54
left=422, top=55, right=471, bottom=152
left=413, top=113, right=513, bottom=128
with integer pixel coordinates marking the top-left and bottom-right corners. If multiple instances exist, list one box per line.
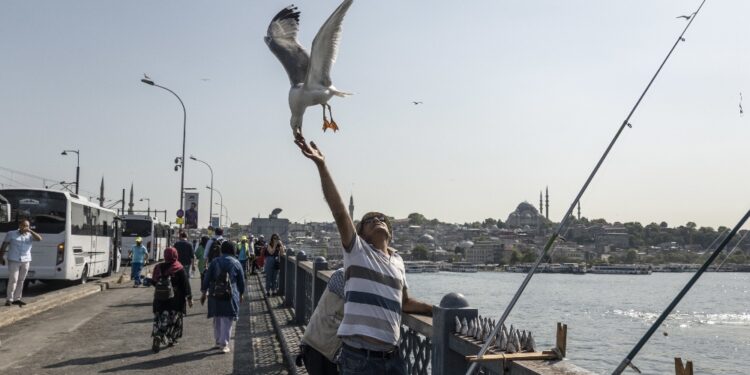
left=200, top=78, right=211, bottom=82
left=143, top=73, right=151, bottom=80
left=265, top=0, right=354, bottom=138
left=676, top=15, right=691, bottom=20
left=412, top=101, right=423, bottom=105
left=740, top=92, right=744, bottom=117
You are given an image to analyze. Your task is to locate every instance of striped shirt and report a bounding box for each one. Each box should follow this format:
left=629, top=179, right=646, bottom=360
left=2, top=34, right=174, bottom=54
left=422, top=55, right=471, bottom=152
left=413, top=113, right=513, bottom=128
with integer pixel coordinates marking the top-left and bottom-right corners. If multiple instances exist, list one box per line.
left=337, top=235, right=407, bottom=347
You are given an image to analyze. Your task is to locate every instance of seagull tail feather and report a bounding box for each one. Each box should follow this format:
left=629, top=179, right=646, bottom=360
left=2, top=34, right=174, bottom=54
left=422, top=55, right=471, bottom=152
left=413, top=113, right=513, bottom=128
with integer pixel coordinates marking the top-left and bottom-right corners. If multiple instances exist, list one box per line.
left=330, top=88, right=353, bottom=97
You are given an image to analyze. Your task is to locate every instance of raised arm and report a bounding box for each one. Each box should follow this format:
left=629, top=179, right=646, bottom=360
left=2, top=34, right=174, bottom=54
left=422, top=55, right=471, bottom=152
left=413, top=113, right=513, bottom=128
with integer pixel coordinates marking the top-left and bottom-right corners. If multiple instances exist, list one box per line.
left=294, top=136, right=356, bottom=248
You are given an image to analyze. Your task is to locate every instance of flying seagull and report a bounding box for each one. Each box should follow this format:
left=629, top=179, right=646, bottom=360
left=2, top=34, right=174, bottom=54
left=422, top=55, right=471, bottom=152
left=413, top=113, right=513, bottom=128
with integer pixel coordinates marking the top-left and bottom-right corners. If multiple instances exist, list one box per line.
left=143, top=73, right=151, bottom=80
left=412, top=101, right=423, bottom=105
left=740, top=92, right=744, bottom=117
left=265, top=0, right=354, bottom=137
left=676, top=15, right=691, bottom=20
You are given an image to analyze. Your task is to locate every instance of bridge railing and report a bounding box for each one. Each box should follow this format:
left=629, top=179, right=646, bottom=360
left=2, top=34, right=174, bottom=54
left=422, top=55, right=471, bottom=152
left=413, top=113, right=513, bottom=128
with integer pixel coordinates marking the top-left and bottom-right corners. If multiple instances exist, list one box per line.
left=278, top=251, right=592, bottom=375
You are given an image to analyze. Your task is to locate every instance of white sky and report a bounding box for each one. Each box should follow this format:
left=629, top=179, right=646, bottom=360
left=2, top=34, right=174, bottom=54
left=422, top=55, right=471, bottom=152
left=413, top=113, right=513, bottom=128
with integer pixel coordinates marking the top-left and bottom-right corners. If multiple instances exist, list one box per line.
left=1, top=0, right=748, bottom=229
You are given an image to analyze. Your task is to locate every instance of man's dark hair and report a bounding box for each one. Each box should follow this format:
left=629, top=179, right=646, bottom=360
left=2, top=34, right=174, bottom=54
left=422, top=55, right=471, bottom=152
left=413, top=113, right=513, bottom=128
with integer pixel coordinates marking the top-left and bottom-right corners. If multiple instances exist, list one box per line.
left=179, top=231, right=187, bottom=239
left=200, top=236, right=209, bottom=247
left=221, top=240, right=236, bottom=255
left=357, top=211, right=392, bottom=242
left=215, top=228, right=224, bottom=236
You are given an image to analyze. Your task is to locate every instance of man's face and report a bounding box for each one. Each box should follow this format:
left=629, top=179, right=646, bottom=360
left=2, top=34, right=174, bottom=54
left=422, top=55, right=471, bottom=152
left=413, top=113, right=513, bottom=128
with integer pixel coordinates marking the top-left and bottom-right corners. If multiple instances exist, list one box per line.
left=19, top=220, right=30, bottom=233
left=360, top=214, right=390, bottom=241
left=190, top=203, right=196, bottom=210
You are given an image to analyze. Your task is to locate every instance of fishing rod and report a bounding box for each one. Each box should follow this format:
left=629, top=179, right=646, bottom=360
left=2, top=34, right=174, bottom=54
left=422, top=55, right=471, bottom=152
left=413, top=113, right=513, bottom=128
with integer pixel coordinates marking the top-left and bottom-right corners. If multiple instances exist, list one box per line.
left=612, top=208, right=750, bottom=375
left=714, top=229, right=749, bottom=271
left=466, top=2, right=708, bottom=373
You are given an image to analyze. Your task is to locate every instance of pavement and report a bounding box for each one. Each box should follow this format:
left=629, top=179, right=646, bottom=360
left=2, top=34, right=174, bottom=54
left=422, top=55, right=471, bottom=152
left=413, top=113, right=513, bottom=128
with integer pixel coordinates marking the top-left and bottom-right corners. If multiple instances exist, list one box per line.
left=0, top=270, right=290, bottom=374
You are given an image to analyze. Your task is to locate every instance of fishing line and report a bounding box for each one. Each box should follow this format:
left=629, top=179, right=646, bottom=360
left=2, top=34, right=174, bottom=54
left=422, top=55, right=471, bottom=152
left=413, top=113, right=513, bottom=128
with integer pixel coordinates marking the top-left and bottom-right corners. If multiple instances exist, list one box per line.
left=466, top=1, right=708, bottom=373
left=714, top=229, right=749, bottom=270
left=611, top=208, right=750, bottom=374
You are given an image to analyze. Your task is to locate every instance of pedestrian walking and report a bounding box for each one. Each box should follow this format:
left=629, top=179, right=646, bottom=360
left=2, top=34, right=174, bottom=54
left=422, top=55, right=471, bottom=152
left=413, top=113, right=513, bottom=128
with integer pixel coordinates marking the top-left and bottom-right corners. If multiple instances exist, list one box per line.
left=205, top=228, right=225, bottom=265
left=200, top=241, right=245, bottom=353
left=173, top=232, right=196, bottom=278
left=237, top=236, right=251, bottom=276
left=129, top=237, right=149, bottom=287
left=297, top=268, right=345, bottom=375
left=251, top=234, right=266, bottom=274
left=151, top=247, right=193, bottom=352
left=295, top=136, right=432, bottom=375
left=1, top=219, right=43, bottom=307
left=195, top=235, right=209, bottom=283
left=263, top=233, right=285, bottom=297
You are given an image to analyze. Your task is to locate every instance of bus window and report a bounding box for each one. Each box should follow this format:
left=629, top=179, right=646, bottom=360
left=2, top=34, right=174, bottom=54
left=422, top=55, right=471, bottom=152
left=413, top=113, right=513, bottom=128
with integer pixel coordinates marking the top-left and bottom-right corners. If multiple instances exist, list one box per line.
left=122, top=219, right=152, bottom=237
left=0, top=190, right=66, bottom=234
left=0, top=195, right=9, bottom=223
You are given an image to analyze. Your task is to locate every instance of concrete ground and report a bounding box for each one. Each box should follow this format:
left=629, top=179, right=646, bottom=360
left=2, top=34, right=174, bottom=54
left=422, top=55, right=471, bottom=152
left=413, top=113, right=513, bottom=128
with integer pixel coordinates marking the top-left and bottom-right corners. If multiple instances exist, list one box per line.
left=0, top=271, right=289, bottom=374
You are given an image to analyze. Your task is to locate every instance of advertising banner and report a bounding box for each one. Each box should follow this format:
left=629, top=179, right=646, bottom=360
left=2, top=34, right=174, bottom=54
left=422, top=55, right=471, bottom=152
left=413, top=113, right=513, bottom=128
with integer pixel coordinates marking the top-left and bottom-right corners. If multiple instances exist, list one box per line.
left=184, top=192, right=199, bottom=229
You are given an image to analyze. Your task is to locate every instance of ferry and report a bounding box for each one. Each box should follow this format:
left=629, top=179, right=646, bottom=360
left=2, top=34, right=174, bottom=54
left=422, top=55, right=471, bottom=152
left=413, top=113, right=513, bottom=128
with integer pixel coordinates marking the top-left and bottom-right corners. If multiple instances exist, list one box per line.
left=589, top=264, right=652, bottom=275
left=405, top=262, right=423, bottom=273
left=447, top=262, right=478, bottom=273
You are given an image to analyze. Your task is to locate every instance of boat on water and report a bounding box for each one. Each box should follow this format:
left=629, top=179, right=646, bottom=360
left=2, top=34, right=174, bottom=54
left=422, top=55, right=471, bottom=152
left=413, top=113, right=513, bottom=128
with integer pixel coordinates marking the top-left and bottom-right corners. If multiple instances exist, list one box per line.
left=405, top=263, right=423, bottom=273
left=505, top=263, right=587, bottom=274
left=447, top=262, right=478, bottom=273
left=589, top=264, right=652, bottom=275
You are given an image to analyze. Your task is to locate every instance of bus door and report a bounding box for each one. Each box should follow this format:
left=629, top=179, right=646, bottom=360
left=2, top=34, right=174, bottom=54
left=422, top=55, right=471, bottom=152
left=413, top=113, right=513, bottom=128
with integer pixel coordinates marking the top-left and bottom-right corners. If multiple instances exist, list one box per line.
left=112, top=218, right=122, bottom=273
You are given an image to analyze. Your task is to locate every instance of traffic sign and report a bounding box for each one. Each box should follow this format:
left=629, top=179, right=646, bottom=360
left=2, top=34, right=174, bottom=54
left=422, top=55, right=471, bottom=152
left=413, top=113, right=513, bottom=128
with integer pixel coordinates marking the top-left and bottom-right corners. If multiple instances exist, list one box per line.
left=176, top=217, right=184, bottom=225
left=176, top=209, right=185, bottom=218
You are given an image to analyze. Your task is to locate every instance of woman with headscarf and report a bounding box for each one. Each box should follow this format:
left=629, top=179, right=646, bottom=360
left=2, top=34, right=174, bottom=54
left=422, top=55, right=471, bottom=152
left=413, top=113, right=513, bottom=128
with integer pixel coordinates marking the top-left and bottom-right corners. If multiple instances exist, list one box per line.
left=200, top=240, right=245, bottom=353
left=151, top=247, right=193, bottom=352
left=263, top=233, right=285, bottom=297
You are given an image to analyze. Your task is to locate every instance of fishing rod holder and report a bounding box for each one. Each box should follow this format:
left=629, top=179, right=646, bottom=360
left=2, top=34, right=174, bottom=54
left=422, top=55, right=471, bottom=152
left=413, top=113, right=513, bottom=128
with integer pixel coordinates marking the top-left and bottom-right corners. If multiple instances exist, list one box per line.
left=464, top=322, right=567, bottom=366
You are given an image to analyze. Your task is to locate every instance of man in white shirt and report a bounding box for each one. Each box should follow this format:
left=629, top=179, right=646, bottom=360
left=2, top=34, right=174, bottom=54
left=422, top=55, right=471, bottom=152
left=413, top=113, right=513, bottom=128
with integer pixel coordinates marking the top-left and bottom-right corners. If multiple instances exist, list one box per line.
left=1, top=219, right=43, bottom=306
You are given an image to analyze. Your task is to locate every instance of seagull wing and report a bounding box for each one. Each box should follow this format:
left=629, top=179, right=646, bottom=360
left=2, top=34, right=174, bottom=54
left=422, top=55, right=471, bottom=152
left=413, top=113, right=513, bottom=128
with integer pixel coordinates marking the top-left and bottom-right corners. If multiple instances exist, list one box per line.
left=305, top=0, right=353, bottom=88
left=265, top=5, right=310, bottom=85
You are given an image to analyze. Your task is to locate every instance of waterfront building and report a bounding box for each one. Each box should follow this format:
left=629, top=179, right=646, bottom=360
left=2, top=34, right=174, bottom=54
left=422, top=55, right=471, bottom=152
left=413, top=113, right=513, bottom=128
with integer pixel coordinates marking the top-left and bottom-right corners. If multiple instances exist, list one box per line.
left=505, top=201, right=549, bottom=232
left=249, top=210, right=290, bottom=241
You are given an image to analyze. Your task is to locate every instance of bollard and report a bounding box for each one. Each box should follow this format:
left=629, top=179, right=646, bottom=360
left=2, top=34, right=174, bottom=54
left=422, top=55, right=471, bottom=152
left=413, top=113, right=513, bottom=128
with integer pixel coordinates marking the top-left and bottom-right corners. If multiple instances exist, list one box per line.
left=293, top=251, right=308, bottom=324
left=431, top=293, right=478, bottom=375
left=311, top=256, right=329, bottom=311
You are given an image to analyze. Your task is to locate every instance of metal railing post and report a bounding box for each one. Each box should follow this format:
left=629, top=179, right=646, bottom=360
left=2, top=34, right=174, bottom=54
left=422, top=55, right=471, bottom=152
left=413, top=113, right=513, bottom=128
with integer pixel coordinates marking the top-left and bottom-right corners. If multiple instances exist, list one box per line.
left=311, top=256, right=329, bottom=311
left=278, top=254, right=286, bottom=297
left=284, top=254, right=296, bottom=307
left=432, top=293, right=477, bottom=375
left=293, top=251, right=308, bottom=324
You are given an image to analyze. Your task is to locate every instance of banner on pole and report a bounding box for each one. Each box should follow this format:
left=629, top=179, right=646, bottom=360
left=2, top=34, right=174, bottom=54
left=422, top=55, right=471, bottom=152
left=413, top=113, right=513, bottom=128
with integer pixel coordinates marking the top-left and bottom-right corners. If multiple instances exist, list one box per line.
left=184, top=193, right=199, bottom=229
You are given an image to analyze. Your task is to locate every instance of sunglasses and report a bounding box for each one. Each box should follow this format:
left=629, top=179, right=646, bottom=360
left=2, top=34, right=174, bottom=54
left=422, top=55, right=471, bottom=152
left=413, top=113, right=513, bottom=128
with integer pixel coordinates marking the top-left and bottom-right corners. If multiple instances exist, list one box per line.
left=362, top=216, right=386, bottom=226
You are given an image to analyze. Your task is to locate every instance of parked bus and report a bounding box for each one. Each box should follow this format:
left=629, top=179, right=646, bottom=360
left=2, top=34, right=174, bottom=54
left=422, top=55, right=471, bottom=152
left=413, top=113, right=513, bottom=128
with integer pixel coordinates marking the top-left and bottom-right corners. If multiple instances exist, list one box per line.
left=120, top=214, right=171, bottom=264
left=0, top=188, right=119, bottom=284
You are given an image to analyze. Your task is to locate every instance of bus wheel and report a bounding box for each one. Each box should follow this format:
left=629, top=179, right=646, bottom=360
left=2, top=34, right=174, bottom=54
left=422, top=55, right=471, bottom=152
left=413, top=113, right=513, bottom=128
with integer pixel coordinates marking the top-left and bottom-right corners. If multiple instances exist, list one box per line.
left=80, top=265, right=89, bottom=284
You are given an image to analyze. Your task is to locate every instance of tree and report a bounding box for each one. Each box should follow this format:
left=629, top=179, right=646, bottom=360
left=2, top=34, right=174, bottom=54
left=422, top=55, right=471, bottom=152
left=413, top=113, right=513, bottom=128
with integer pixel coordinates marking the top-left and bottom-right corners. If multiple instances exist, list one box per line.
left=412, top=245, right=429, bottom=260
left=660, top=221, right=669, bottom=228
left=482, top=218, right=497, bottom=228
left=408, top=213, right=426, bottom=226
left=624, top=249, right=638, bottom=263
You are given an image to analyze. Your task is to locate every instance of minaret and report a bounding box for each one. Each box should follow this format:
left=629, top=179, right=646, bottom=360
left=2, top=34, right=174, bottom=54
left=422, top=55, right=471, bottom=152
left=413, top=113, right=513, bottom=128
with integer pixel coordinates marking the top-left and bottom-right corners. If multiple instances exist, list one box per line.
left=545, top=186, right=549, bottom=220
left=98, top=177, right=105, bottom=207
left=577, top=201, right=581, bottom=220
left=128, top=183, right=134, bottom=215
left=349, top=195, right=355, bottom=220
left=539, top=191, right=543, bottom=214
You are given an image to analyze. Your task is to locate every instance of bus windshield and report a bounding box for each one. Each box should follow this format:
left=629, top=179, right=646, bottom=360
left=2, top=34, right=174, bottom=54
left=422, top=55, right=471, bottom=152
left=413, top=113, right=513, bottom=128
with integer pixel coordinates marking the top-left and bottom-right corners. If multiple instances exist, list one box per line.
left=122, top=219, right=152, bottom=237
left=0, top=190, right=67, bottom=234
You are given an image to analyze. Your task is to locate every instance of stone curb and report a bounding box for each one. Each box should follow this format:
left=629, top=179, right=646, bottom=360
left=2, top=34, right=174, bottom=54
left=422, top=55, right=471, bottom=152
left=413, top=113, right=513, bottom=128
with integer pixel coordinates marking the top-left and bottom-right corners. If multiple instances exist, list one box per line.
left=0, top=273, right=122, bottom=329
left=257, top=274, right=301, bottom=375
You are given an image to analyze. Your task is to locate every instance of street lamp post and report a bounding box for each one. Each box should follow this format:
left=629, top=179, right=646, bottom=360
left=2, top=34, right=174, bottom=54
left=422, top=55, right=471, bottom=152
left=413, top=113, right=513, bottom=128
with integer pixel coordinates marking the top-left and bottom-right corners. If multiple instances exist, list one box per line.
left=190, top=156, right=214, bottom=228
left=215, top=202, right=228, bottom=227
left=140, top=198, right=151, bottom=215
left=207, top=186, right=223, bottom=227
left=140, top=77, right=187, bottom=227
left=61, top=149, right=80, bottom=194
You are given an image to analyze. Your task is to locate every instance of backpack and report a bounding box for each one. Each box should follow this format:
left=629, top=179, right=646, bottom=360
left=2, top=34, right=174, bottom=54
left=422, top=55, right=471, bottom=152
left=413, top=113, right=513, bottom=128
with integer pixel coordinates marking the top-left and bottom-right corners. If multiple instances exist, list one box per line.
left=207, top=238, right=224, bottom=264
left=154, top=266, right=175, bottom=301
left=210, top=269, right=233, bottom=300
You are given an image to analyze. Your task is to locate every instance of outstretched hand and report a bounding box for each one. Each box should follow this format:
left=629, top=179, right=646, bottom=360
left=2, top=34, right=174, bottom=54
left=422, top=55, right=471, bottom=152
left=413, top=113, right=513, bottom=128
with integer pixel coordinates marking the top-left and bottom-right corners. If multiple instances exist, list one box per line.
left=294, top=134, right=325, bottom=166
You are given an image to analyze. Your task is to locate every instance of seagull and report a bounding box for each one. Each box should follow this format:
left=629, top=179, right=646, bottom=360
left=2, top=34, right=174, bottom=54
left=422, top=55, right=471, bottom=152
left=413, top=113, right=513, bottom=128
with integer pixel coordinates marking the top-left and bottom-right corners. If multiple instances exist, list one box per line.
left=676, top=15, right=691, bottom=20
left=200, top=78, right=211, bottom=82
left=412, top=101, right=423, bottom=105
left=144, top=73, right=151, bottom=80
left=740, top=92, right=744, bottom=117
left=265, top=0, right=354, bottom=137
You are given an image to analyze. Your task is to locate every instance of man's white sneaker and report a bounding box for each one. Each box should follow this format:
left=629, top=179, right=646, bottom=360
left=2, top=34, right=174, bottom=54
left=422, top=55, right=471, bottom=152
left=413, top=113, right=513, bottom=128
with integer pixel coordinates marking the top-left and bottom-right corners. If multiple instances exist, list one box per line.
left=221, top=346, right=231, bottom=353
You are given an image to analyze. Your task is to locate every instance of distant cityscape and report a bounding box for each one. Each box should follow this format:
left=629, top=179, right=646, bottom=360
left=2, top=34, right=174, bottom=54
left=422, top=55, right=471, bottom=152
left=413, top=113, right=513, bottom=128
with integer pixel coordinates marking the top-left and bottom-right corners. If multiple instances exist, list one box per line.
left=231, top=195, right=750, bottom=272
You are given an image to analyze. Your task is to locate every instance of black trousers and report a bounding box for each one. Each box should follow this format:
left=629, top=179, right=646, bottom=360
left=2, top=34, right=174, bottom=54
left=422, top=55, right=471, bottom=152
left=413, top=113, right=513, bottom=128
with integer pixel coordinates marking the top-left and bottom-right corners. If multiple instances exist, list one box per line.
left=301, top=346, right=339, bottom=375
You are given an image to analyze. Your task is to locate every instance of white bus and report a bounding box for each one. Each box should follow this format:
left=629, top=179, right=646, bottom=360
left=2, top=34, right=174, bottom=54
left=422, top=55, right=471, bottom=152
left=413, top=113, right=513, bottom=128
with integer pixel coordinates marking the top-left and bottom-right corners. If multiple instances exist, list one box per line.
left=120, top=214, right=171, bottom=265
left=0, top=188, right=120, bottom=284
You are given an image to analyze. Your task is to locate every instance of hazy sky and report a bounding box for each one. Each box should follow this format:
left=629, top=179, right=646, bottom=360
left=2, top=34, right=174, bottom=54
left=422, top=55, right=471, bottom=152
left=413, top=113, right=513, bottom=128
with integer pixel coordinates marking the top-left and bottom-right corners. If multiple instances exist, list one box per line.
left=1, top=0, right=748, bottom=229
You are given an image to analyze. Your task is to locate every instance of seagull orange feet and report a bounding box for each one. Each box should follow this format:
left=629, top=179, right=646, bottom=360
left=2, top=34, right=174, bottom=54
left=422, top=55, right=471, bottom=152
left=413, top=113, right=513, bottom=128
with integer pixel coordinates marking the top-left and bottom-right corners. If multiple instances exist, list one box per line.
left=322, top=118, right=331, bottom=132
left=329, top=120, right=339, bottom=132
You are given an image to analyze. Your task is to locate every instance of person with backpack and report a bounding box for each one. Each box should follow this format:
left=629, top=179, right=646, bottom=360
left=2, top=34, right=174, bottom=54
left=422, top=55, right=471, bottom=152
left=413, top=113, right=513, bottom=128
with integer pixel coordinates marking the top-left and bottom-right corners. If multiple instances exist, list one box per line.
left=251, top=234, right=266, bottom=275
left=205, top=228, right=225, bottom=266
left=151, top=247, right=192, bottom=352
left=263, top=233, right=285, bottom=297
left=200, top=241, right=245, bottom=353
